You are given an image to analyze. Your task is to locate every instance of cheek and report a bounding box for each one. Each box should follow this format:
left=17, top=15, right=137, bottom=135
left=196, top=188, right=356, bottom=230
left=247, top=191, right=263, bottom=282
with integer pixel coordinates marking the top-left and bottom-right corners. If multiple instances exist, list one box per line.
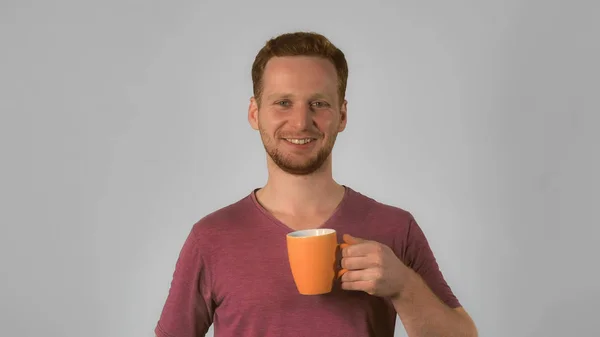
left=315, top=115, right=339, bottom=132
left=258, top=111, right=286, bottom=132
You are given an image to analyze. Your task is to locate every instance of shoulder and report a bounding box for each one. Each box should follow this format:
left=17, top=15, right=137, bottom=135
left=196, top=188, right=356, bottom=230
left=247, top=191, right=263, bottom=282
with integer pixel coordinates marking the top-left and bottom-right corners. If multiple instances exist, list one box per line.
left=346, top=186, right=416, bottom=226
left=344, top=186, right=431, bottom=252
left=187, top=192, right=256, bottom=241
left=345, top=187, right=434, bottom=262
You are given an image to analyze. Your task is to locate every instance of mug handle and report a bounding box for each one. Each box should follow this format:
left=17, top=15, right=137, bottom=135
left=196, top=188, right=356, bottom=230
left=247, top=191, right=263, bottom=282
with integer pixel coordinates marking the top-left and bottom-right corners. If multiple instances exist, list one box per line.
left=337, top=242, right=354, bottom=278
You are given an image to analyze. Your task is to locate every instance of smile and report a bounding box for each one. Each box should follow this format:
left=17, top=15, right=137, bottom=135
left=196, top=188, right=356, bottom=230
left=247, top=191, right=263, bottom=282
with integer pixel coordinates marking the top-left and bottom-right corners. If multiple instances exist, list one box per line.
left=284, top=138, right=314, bottom=145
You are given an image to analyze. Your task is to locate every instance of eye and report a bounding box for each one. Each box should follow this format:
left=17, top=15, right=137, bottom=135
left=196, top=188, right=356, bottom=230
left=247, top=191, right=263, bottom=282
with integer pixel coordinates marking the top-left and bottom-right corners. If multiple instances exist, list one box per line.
left=276, top=100, right=291, bottom=107
left=311, top=101, right=330, bottom=108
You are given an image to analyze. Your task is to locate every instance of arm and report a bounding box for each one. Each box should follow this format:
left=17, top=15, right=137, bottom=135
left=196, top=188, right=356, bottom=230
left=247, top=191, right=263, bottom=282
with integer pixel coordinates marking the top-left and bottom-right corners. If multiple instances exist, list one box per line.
left=340, top=215, right=477, bottom=337
left=155, top=222, right=215, bottom=337
left=391, top=269, right=477, bottom=337
left=395, top=216, right=477, bottom=336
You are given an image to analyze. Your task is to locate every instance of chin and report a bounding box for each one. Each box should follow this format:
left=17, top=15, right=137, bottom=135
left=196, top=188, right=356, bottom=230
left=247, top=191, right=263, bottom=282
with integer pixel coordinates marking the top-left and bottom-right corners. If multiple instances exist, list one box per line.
left=275, top=155, right=329, bottom=175
left=278, top=165, right=322, bottom=176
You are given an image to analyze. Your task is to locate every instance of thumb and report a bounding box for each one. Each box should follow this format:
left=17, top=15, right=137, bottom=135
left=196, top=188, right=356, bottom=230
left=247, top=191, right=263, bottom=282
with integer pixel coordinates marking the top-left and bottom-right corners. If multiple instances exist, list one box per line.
left=343, top=234, right=367, bottom=245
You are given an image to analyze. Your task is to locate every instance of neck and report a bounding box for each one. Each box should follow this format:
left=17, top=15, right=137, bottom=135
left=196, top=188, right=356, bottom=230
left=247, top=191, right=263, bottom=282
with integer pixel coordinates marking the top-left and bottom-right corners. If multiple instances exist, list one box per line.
left=256, top=157, right=345, bottom=217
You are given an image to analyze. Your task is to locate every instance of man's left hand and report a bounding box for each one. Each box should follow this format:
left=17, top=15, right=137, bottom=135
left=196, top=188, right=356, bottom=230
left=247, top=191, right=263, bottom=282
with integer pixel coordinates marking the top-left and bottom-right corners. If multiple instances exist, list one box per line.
left=340, top=234, right=409, bottom=299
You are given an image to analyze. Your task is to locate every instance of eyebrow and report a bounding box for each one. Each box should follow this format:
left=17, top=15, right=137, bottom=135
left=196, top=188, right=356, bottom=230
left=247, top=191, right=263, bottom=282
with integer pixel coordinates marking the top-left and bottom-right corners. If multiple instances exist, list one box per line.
left=265, top=93, right=294, bottom=101
left=265, top=93, right=333, bottom=101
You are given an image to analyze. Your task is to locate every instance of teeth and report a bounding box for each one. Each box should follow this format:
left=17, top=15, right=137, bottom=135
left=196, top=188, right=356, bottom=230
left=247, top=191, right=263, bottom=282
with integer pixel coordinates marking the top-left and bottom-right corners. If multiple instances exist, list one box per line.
left=286, top=138, right=313, bottom=145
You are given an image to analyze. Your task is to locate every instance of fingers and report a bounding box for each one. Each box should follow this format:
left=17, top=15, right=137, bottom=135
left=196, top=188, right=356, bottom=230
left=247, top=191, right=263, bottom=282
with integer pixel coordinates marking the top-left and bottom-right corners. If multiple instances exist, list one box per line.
left=341, top=280, right=375, bottom=294
left=341, top=256, right=374, bottom=271
left=340, top=269, right=381, bottom=296
left=340, top=270, right=370, bottom=282
left=340, top=268, right=381, bottom=282
left=342, top=234, right=365, bottom=245
left=341, top=241, right=384, bottom=258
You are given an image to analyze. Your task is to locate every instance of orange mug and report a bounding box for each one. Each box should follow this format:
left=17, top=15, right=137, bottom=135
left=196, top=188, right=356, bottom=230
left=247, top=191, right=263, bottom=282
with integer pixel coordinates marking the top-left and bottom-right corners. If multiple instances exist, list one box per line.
left=286, top=228, right=354, bottom=295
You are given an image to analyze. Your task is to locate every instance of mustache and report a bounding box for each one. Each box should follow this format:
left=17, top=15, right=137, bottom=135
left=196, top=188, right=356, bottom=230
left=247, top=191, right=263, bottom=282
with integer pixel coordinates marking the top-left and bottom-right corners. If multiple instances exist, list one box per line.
left=279, top=134, right=321, bottom=139
left=278, top=132, right=322, bottom=139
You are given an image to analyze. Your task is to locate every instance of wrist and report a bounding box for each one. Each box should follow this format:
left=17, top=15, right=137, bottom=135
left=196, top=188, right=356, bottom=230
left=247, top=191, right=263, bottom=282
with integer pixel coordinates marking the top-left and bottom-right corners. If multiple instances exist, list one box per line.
left=391, top=265, right=415, bottom=303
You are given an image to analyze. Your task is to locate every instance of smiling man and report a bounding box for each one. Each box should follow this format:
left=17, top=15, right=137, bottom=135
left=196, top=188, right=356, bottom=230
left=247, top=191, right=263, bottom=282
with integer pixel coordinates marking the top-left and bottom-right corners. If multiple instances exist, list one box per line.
left=155, top=31, right=478, bottom=337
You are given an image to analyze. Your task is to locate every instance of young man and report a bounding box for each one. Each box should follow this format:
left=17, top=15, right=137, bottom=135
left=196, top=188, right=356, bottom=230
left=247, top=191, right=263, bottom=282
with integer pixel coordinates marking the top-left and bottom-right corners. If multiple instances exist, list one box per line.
left=155, top=32, right=478, bottom=337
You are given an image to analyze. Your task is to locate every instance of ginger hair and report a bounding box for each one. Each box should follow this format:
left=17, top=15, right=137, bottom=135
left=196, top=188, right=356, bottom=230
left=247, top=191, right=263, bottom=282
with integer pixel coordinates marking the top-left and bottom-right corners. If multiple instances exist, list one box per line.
left=251, top=31, right=349, bottom=107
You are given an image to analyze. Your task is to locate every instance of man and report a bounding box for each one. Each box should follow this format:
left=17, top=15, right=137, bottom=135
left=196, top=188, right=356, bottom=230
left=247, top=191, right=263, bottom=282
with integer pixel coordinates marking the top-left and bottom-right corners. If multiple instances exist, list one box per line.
left=155, top=31, right=478, bottom=337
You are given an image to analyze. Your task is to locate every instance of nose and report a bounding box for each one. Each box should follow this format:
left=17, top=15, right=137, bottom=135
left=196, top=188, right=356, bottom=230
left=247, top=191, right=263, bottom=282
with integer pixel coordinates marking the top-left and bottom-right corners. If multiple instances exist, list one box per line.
left=291, top=103, right=314, bottom=130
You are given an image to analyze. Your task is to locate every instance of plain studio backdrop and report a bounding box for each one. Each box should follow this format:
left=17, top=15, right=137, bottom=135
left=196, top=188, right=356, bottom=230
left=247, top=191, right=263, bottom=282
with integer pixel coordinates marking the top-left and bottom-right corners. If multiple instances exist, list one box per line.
left=1, top=0, right=598, bottom=336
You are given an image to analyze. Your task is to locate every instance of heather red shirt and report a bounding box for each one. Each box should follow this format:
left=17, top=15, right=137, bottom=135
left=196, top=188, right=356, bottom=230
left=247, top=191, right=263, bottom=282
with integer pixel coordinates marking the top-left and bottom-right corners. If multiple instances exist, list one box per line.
left=155, top=186, right=461, bottom=337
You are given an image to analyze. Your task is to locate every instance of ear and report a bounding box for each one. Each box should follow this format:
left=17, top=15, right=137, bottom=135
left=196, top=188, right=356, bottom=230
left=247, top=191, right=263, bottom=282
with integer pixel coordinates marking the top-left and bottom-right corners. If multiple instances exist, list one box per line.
left=338, top=99, right=348, bottom=132
left=248, top=97, right=259, bottom=130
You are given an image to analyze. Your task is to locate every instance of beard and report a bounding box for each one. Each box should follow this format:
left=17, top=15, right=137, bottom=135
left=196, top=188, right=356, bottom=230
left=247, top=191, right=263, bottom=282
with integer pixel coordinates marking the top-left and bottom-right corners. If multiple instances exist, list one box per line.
left=259, top=127, right=338, bottom=176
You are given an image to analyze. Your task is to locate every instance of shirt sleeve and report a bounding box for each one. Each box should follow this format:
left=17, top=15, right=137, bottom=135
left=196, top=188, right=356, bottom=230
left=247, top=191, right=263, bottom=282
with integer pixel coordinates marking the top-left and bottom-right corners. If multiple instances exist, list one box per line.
left=401, top=216, right=462, bottom=309
left=155, top=227, right=215, bottom=337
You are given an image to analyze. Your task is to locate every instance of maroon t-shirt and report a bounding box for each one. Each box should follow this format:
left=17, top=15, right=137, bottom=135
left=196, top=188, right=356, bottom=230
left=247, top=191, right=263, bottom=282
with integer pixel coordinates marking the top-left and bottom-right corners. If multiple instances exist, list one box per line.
left=155, top=186, right=460, bottom=337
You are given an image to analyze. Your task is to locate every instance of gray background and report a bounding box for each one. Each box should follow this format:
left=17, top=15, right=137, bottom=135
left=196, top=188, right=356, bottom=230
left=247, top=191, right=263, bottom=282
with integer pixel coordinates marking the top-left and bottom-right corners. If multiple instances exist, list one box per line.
left=1, top=0, right=598, bottom=336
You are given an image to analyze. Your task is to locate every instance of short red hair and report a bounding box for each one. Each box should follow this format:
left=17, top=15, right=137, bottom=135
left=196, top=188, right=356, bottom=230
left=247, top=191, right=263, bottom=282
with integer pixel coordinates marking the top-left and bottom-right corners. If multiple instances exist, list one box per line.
left=251, top=32, right=349, bottom=107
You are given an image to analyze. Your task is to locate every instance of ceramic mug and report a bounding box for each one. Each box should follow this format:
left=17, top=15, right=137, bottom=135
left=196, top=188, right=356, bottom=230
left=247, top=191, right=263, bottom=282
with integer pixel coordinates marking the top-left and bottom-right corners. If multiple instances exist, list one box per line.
left=286, top=228, right=354, bottom=295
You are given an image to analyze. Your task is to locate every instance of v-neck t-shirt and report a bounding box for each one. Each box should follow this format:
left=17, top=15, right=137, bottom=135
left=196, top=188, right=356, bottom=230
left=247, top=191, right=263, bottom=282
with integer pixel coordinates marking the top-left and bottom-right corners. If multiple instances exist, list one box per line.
left=155, top=186, right=461, bottom=337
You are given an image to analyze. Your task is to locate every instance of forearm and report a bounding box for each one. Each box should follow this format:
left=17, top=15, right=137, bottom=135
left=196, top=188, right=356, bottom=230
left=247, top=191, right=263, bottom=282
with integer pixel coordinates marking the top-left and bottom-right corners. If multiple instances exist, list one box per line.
left=391, top=269, right=477, bottom=337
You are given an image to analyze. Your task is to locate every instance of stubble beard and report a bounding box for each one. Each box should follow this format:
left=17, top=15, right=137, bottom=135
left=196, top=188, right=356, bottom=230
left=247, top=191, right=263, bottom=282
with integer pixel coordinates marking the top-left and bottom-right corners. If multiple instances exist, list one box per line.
left=259, top=127, right=338, bottom=176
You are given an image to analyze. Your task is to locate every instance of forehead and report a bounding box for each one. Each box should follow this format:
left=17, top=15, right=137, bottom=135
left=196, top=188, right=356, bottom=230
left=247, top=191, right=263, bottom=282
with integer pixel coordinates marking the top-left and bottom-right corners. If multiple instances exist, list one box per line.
left=261, top=56, right=338, bottom=97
